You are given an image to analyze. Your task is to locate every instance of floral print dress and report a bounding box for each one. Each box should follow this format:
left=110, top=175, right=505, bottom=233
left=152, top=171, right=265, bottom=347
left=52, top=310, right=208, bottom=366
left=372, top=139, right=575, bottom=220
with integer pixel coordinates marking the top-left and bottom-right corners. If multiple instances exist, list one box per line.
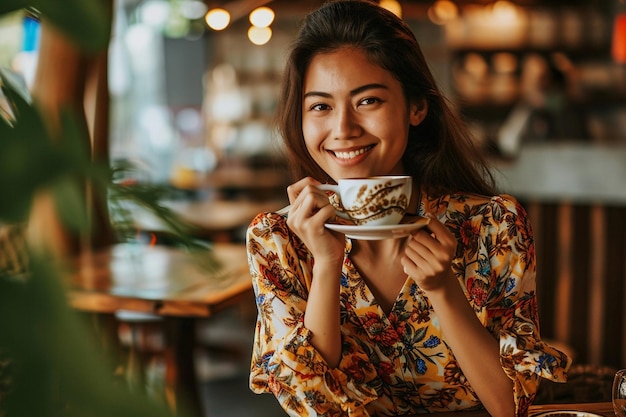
left=246, top=192, right=571, bottom=417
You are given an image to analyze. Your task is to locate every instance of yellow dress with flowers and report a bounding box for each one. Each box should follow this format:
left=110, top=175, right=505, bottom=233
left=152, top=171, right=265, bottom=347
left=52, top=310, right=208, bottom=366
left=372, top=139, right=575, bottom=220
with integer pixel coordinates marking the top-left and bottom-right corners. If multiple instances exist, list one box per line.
left=246, top=192, right=571, bottom=417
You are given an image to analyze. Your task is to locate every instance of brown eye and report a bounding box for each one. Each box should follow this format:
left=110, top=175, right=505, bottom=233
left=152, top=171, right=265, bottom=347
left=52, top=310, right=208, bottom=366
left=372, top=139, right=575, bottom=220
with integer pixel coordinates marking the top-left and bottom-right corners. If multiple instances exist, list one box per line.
left=359, top=97, right=382, bottom=106
left=310, top=103, right=331, bottom=111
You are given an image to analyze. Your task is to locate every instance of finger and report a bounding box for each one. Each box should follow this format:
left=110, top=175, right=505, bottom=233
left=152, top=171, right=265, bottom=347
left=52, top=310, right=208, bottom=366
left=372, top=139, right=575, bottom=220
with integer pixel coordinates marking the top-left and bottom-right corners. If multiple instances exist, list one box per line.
left=404, top=237, right=437, bottom=267
left=303, top=183, right=332, bottom=201
left=300, top=189, right=326, bottom=210
left=311, top=204, right=337, bottom=229
left=400, top=256, right=416, bottom=277
left=401, top=254, right=432, bottom=279
left=405, top=233, right=451, bottom=275
left=287, top=177, right=321, bottom=205
left=403, top=239, right=451, bottom=279
left=423, top=213, right=455, bottom=245
left=407, top=230, right=440, bottom=255
left=286, top=183, right=303, bottom=205
left=288, top=191, right=336, bottom=229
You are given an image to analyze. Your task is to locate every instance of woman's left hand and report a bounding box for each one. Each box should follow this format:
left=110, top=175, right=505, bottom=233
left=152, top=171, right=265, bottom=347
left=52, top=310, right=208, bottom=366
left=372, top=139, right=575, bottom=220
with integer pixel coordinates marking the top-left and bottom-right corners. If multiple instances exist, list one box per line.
left=401, top=213, right=457, bottom=292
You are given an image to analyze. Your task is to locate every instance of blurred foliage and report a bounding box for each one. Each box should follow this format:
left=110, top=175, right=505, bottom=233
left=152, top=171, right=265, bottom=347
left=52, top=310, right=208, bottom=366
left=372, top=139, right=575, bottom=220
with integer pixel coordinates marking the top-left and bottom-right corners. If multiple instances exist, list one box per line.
left=0, top=68, right=101, bottom=226
left=108, top=161, right=222, bottom=272
left=0, top=1, right=216, bottom=416
left=0, top=0, right=110, bottom=51
left=0, top=69, right=217, bottom=256
left=0, top=255, right=175, bottom=417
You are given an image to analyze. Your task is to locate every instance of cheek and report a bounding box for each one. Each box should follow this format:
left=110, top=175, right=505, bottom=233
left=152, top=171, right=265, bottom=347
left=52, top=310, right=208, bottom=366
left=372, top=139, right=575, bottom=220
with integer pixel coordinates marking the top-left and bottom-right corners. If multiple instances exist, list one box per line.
left=382, top=124, right=410, bottom=164
left=302, top=119, right=324, bottom=152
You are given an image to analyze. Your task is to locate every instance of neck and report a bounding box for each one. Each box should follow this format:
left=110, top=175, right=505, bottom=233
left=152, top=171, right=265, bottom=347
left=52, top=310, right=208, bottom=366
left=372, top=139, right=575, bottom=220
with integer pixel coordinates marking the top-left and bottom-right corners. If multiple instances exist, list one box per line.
left=353, top=236, right=407, bottom=259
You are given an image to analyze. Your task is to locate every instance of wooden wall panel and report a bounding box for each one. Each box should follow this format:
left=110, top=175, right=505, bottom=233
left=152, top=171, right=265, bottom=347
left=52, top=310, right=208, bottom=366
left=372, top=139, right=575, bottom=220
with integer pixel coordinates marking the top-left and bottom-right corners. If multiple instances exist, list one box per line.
left=601, top=206, right=626, bottom=368
left=525, top=201, right=626, bottom=370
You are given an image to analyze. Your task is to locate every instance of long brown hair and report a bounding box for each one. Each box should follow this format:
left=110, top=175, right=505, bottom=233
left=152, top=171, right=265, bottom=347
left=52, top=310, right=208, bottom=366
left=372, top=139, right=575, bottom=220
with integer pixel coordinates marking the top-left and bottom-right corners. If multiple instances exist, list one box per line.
left=276, top=0, right=496, bottom=196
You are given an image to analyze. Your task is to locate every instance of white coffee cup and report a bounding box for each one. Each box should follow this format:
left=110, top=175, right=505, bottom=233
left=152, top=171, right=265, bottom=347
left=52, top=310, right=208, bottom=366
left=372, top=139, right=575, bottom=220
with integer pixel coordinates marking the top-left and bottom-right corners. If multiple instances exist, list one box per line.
left=318, top=176, right=412, bottom=226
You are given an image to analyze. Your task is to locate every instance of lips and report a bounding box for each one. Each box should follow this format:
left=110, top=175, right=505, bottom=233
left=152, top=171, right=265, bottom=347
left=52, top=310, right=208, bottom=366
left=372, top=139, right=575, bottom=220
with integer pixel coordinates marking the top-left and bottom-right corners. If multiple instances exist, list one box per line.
left=331, top=145, right=374, bottom=160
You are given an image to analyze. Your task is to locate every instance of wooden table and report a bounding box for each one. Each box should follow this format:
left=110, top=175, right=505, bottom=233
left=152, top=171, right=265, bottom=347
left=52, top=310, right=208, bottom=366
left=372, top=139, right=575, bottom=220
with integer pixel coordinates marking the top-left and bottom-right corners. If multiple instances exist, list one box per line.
left=68, top=243, right=253, bottom=417
left=527, top=402, right=614, bottom=416
left=411, top=402, right=614, bottom=416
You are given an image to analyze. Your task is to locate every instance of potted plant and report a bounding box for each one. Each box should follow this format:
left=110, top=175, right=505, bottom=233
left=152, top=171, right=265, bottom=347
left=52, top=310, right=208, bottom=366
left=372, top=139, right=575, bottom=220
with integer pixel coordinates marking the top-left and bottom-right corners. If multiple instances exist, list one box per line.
left=0, top=1, right=210, bottom=416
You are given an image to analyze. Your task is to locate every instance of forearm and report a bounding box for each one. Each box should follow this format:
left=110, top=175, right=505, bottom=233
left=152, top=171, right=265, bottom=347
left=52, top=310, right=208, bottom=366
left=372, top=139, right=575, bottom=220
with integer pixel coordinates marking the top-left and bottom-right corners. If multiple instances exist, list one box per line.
left=304, top=260, right=343, bottom=367
left=426, top=277, right=515, bottom=417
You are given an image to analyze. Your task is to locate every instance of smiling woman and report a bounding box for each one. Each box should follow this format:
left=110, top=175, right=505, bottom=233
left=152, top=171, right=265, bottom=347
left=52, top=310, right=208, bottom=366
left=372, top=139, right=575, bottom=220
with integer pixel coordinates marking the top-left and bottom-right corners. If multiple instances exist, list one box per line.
left=301, top=48, right=426, bottom=180
left=246, top=1, right=571, bottom=417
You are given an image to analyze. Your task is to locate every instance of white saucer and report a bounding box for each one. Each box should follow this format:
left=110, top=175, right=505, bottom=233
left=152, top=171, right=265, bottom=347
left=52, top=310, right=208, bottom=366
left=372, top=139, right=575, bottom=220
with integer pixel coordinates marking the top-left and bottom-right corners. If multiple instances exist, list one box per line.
left=325, top=217, right=430, bottom=240
left=530, top=411, right=604, bottom=417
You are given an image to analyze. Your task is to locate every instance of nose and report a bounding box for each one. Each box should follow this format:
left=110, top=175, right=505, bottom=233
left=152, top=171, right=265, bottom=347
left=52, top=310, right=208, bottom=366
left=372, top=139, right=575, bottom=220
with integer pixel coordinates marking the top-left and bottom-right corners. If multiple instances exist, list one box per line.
left=332, top=106, right=361, bottom=140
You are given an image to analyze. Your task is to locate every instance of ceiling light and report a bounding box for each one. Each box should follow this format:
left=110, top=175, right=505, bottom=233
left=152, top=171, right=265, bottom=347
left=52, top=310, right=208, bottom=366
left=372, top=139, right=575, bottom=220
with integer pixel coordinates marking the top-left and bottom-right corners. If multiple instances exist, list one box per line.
left=248, top=26, right=272, bottom=45
left=428, top=0, right=458, bottom=25
left=379, top=0, right=402, bottom=18
left=249, top=7, right=275, bottom=28
left=205, top=8, right=230, bottom=31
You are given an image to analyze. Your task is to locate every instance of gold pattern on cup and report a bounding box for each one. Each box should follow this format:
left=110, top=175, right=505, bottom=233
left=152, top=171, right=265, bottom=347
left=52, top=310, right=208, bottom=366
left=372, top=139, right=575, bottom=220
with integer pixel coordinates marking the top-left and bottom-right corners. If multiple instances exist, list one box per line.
left=330, top=180, right=409, bottom=225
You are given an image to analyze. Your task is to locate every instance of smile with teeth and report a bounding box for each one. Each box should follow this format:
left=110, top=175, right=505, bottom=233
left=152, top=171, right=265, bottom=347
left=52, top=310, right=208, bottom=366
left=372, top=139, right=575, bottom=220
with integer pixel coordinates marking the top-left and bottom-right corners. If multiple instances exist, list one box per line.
left=332, top=145, right=373, bottom=160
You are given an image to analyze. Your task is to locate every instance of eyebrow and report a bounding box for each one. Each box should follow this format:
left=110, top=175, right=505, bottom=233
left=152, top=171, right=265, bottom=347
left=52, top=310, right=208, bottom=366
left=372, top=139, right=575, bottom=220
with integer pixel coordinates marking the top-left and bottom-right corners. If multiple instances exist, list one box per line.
left=303, top=83, right=389, bottom=99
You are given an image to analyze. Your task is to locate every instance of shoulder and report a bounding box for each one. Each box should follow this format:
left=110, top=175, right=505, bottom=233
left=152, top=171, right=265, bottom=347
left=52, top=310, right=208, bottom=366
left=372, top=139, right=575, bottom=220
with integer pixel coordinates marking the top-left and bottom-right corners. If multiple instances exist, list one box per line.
left=248, top=211, right=290, bottom=239
left=428, top=192, right=527, bottom=220
left=246, top=211, right=310, bottom=257
left=428, top=192, right=532, bottom=238
left=246, top=211, right=313, bottom=298
left=246, top=211, right=290, bottom=253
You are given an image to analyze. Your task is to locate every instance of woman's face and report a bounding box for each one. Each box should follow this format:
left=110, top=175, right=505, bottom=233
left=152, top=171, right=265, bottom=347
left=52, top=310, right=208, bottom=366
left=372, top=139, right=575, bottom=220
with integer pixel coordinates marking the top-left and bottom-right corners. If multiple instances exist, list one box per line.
left=301, top=47, right=425, bottom=182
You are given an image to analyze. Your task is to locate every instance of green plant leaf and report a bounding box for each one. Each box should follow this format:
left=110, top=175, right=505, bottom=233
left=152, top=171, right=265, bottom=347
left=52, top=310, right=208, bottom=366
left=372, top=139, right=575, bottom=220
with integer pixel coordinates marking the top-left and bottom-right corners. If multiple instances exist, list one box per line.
left=0, top=1, right=28, bottom=14
left=0, top=252, right=177, bottom=417
left=57, top=106, right=92, bottom=170
left=0, top=89, right=68, bottom=222
left=0, top=78, right=105, bottom=226
left=0, top=0, right=111, bottom=51
left=0, top=67, right=32, bottom=122
left=52, top=176, right=90, bottom=233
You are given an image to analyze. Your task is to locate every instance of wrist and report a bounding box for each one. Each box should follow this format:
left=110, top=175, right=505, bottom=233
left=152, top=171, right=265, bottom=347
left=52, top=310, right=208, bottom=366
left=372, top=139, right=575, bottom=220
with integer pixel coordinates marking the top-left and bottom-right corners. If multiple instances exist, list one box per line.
left=312, top=258, right=343, bottom=277
left=420, top=272, right=462, bottom=300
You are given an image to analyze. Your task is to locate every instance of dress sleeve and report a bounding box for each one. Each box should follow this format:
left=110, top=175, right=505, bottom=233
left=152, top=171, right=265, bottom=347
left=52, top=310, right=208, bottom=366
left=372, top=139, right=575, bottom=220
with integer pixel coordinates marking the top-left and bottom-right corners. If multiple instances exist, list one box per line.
left=246, top=212, right=377, bottom=417
left=457, top=195, right=572, bottom=417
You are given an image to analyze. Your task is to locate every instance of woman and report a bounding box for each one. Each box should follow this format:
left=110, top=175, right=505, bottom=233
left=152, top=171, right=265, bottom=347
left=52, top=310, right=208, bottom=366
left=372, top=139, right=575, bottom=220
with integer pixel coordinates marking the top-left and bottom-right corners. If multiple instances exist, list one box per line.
left=246, top=1, right=570, bottom=416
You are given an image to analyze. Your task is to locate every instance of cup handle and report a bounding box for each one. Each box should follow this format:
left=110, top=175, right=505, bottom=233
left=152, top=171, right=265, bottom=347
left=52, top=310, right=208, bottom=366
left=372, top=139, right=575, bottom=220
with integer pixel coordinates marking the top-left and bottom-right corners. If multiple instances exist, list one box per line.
left=316, top=184, right=350, bottom=220
left=316, top=184, right=339, bottom=193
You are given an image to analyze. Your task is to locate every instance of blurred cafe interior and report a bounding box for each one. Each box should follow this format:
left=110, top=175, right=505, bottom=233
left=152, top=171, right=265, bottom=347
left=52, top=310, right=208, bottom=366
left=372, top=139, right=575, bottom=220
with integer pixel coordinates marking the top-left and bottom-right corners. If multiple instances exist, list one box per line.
left=0, top=0, right=625, bottom=416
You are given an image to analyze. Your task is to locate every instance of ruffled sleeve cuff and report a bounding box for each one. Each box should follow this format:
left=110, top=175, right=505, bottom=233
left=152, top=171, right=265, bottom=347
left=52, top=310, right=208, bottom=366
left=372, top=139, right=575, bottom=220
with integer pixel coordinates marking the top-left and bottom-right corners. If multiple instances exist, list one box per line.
left=500, top=326, right=571, bottom=381
left=271, top=324, right=378, bottom=416
left=499, top=321, right=572, bottom=416
left=325, top=366, right=378, bottom=416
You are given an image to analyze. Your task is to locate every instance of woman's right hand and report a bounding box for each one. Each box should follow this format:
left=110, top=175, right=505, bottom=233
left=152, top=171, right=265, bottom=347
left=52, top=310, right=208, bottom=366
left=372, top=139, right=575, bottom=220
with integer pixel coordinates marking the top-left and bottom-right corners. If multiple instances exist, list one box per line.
left=285, top=177, right=345, bottom=266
